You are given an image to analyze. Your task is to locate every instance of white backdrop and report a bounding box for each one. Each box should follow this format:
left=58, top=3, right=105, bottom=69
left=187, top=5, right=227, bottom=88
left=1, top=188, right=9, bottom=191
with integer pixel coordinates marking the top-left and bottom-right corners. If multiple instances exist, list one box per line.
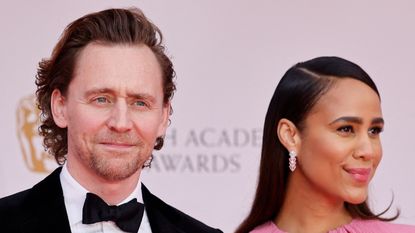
left=1, top=1, right=415, bottom=232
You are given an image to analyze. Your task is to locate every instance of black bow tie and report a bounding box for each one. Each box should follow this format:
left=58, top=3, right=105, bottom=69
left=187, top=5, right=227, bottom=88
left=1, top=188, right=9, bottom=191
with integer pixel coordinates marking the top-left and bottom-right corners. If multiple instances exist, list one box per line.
left=82, top=193, right=145, bottom=233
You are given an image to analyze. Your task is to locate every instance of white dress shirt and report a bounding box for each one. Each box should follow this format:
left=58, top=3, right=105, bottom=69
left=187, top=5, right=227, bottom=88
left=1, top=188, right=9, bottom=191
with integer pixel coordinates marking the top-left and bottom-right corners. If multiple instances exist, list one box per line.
left=60, top=164, right=152, bottom=233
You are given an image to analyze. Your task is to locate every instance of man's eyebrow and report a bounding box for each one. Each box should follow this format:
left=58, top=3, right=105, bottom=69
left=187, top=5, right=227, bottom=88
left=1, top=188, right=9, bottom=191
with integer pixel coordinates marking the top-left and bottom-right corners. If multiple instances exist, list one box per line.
left=84, top=88, right=157, bottom=103
left=329, top=116, right=384, bottom=125
left=84, top=88, right=115, bottom=97
left=127, top=93, right=157, bottom=104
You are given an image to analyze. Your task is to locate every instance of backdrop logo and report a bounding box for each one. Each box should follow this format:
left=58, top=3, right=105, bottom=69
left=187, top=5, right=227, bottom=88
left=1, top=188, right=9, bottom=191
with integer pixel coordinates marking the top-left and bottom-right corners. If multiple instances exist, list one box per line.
left=16, top=95, right=56, bottom=173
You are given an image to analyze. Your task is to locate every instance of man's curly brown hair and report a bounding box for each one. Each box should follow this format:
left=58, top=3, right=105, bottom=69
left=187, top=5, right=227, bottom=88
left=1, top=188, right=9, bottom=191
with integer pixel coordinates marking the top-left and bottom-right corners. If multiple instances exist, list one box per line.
left=36, top=8, right=176, bottom=165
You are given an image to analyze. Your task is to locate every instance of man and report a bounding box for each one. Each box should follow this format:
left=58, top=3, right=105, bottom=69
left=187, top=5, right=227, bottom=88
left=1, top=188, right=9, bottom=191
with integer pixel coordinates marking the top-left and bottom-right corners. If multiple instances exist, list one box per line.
left=0, top=8, right=222, bottom=233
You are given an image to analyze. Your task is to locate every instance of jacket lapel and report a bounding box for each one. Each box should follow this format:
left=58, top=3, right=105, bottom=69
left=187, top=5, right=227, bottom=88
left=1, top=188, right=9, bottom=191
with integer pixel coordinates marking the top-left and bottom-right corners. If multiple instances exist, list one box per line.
left=142, top=184, right=183, bottom=233
left=142, top=184, right=222, bottom=233
left=19, top=167, right=72, bottom=233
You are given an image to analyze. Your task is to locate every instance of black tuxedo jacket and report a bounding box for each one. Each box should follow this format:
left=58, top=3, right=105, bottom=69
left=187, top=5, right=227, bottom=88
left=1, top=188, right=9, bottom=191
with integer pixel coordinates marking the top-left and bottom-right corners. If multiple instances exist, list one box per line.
left=0, top=167, right=222, bottom=233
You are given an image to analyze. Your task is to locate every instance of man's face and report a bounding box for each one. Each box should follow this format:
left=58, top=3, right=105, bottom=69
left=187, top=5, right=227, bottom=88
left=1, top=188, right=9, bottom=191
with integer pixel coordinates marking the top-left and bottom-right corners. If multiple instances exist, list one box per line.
left=52, top=43, right=169, bottom=181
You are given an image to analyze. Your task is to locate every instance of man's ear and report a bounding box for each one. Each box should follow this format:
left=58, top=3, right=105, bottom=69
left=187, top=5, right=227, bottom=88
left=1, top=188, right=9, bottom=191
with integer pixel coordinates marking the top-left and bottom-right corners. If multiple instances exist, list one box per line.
left=157, top=101, right=171, bottom=136
left=51, top=89, right=68, bottom=128
left=277, top=118, right=301, bottom=152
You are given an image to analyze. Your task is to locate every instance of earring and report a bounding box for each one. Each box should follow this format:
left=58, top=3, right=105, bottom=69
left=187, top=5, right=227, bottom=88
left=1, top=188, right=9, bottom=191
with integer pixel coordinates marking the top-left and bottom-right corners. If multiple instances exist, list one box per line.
left=143, top=155, right=153, bottom=168
left=154, top=136, right=164, bottom=150
left=289, top=151, right=297, bottom=172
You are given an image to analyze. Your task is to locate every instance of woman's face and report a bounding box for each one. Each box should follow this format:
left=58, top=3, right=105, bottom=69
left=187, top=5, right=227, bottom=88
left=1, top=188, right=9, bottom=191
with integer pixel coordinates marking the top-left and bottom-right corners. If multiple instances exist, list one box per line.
left=296, top=78, right=383, bottom=204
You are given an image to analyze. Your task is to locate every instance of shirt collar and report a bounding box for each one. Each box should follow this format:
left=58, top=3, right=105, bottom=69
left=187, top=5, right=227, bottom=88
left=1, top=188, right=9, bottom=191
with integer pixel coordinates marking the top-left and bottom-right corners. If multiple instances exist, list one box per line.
left=60, top=163, right=143, bottom=226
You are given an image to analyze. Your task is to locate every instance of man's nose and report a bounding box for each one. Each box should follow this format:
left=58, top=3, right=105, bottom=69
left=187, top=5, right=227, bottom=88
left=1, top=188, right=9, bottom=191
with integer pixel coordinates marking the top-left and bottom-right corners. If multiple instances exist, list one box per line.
left=107, top=101, right=133, bottom=132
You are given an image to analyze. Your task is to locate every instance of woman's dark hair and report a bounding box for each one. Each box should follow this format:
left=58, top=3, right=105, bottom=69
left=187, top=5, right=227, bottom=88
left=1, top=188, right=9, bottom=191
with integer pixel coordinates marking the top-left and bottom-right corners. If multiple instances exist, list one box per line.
left=236, top=56, right=398, bottom=233
left=36, top=8, right=176, bottom=164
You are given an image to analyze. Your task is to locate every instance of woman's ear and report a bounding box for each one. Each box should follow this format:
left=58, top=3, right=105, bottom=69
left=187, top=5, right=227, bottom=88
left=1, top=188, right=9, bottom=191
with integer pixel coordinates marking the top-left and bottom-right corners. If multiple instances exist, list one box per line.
left=51, top=89, right=68, bottom=128
left=277, top=118, right=301, bottom=152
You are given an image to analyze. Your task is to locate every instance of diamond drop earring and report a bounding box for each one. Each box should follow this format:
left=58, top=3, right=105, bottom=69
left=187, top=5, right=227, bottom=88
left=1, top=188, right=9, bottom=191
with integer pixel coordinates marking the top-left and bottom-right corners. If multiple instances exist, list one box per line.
left=289, top=151, right=297, bottom=172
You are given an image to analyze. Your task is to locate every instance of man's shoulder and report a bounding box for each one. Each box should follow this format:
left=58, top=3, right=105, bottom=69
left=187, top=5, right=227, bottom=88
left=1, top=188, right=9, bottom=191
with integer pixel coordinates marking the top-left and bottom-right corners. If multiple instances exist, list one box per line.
left=0, top=167, right=63, bottom=206
left=0, top=171, right=51, bottom=218
left=0, top=188, right=32, bottom=212
left=142, top=184, right=223, bottom=233
left=0, top=187, right=34, bottom=231
left=0, top=167, right=66, bottom=231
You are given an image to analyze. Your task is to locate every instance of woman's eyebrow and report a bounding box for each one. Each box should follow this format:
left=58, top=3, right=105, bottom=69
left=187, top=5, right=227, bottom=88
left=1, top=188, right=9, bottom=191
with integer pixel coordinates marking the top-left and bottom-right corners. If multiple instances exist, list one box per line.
left=329, top=116, right=363, bottom=125
left=329, top=116, right=384, bottom=125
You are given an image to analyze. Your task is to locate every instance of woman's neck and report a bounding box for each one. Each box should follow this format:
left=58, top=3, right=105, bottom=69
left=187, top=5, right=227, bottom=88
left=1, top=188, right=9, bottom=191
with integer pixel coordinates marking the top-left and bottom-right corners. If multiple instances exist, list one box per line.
left=275, top=171, right=353, bottom=233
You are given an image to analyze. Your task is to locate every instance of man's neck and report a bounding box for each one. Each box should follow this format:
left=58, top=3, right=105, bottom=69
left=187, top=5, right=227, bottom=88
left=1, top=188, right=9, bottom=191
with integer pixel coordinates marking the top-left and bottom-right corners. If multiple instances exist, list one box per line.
left=275, top=171, right=352, bottom=233
left=65, top=157, right=141, bottom=205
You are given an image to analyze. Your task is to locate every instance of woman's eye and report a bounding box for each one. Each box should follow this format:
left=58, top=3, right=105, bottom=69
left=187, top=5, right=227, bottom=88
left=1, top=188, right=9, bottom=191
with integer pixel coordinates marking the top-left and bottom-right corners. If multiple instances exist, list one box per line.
left=337, top=126, right=354, bottom=134
left=369, top=127, right=383, bottom=136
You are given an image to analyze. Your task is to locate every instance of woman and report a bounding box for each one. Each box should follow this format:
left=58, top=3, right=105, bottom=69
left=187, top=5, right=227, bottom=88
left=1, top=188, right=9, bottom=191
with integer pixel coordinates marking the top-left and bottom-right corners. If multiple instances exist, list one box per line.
left=236, top=57, right=415, bottom=233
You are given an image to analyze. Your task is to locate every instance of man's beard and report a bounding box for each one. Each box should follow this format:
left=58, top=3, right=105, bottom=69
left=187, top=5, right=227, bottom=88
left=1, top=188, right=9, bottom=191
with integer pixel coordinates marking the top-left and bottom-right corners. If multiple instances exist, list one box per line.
left=88, top=151, right=143, bottom=181
left=83, top=133, right=151, bottom=181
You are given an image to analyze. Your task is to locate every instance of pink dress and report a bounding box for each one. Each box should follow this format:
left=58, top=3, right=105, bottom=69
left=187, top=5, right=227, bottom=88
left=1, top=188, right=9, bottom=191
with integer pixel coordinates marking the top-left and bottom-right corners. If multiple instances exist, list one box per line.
left=251, top=219, right=415, bottom=233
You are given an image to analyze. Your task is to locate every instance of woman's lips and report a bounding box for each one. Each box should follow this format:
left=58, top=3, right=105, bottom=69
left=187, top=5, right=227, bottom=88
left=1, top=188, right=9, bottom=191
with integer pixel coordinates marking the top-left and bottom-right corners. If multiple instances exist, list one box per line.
left=344, top=168, right=371, bottom=183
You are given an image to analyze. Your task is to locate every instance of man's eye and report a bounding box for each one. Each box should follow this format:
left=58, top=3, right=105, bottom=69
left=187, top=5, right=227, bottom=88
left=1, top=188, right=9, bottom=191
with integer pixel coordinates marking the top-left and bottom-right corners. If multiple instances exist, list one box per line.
left=134, top=100, right=146, bottom=107
left=94, top=97, right=109, bottom=104
left=337, top=126, right=354, bottom=134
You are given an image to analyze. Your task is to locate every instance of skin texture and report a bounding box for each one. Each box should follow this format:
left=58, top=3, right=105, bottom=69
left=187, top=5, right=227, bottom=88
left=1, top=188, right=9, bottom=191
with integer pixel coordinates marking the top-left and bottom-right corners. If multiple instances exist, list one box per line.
left=51, top=43, right=170, bottom=204
left=276, top=78, right=383, bottom=233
